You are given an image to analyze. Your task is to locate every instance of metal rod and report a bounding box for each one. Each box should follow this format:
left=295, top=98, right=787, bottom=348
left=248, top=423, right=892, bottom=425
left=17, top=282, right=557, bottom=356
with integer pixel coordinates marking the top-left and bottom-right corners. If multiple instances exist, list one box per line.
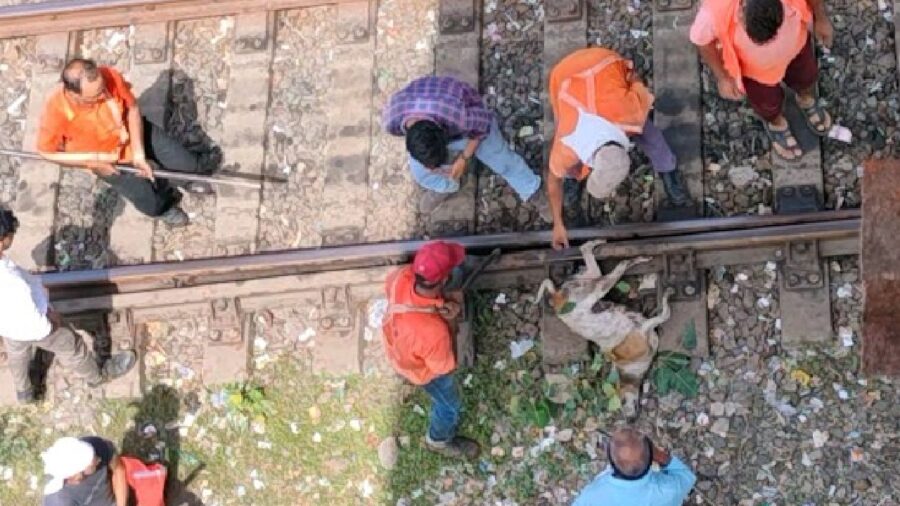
left=0, top=148, right=268, bottom=189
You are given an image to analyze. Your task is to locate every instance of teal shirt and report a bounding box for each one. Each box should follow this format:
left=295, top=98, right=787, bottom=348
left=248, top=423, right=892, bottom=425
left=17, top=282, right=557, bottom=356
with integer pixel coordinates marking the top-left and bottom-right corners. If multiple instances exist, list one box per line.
left=573, top=456, right=696, bottom=506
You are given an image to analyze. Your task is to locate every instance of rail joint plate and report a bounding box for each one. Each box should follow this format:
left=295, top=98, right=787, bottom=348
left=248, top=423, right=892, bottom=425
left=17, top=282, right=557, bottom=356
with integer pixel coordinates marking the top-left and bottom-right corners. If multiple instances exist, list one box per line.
left=655, top=0, right=693, bottom=11
left=546, top=0, right=583, bottom=23
left=662, top=251, right=701, bottom=301
left=777, top=240, right=824, bottom=291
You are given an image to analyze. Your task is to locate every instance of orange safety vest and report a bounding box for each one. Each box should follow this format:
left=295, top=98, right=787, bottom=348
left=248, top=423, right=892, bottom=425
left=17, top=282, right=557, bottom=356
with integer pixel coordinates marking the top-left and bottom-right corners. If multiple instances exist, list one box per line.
left=548, top=47, right=654, bottom=179
left=702, top=0, right=812, bottom=85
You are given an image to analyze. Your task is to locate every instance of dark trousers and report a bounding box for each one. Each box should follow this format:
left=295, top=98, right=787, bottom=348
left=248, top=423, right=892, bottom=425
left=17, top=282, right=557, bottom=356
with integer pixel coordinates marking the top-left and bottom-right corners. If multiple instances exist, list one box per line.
left=742, top=35, right=819, bottom=123
left=101, top=117, right=205, bottom=217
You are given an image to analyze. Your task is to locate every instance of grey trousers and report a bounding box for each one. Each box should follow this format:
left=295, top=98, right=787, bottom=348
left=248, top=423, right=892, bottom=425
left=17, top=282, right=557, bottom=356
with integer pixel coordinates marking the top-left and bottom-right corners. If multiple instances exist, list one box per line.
left=3, top=326, right=102, bottom=393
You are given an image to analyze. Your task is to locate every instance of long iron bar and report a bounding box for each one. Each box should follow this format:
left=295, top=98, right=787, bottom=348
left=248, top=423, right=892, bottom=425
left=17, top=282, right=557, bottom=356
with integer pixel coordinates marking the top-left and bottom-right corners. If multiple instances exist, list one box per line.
left=0, top=148, right=273, bottom=189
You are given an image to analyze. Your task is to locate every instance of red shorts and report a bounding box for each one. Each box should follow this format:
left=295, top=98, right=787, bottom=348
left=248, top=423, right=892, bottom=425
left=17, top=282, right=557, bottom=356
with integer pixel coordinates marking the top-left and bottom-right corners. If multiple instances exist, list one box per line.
left=742, top=35, right=819, bottom=122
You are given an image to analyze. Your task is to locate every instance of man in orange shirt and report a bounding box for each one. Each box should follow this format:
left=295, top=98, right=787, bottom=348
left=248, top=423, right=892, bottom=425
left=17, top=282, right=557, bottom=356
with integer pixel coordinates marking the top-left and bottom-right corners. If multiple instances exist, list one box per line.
left=691, top=0, right=833, bottom=161
left=546, top=47, right=692, bottom=250
left=382, top=240, right=480, bottom=459
left=37, top=58, right=219, bottom=227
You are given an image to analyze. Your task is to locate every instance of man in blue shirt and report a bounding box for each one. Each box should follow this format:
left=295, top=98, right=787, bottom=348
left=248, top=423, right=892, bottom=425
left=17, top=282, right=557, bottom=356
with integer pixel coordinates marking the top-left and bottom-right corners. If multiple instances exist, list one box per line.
left=574, top=427, right=696, bottom=505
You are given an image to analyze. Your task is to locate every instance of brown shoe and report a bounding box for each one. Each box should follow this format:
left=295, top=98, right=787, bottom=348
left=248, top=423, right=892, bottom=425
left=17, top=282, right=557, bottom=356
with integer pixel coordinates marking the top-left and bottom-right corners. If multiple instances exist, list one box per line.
left=425, top=435, right=481, bottom=459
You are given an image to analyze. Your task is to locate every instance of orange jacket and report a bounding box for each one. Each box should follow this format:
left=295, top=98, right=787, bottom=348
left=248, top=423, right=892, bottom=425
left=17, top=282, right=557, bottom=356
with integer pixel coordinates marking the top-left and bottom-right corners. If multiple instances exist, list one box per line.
left=548, top=47, right=653, bottom=180
left=37, top=66, right=137, bottom=162
left=702, top=0, right=812, bottom=85
left=382, top=266, right=456, bottom=385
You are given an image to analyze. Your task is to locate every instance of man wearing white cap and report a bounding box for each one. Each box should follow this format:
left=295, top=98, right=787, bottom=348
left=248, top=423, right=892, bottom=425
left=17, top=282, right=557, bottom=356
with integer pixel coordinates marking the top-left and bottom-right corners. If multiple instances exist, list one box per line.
left=546, top=47, right=692, bottom=250
left=42, top=436, right=129, bottom=506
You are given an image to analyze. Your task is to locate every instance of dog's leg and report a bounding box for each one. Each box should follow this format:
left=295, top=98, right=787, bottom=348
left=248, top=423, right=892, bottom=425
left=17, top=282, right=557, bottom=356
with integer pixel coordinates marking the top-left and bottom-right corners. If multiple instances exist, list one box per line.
left=640, top=287, right=674, bottom=335
left=578, top=240, right=607, bottom=279
left=584, top=256, right=654, bottom=306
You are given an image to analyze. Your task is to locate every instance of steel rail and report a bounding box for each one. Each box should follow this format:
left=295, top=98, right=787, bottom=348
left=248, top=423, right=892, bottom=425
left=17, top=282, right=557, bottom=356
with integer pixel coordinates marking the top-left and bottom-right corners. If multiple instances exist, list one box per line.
left=0, top=0, right=361, bottom=38
left=41, top=211, right=860, bottom=294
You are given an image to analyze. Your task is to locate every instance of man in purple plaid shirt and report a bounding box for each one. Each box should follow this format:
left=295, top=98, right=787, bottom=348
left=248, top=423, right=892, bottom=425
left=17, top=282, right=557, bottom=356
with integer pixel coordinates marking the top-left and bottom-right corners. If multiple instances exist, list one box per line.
left=384, top=76, right=549, bottom=218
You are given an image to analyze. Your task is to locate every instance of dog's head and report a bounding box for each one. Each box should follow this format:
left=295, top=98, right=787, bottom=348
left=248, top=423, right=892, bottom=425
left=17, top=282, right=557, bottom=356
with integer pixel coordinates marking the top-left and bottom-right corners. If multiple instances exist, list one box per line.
left=535, top=279, right=575, bottom=314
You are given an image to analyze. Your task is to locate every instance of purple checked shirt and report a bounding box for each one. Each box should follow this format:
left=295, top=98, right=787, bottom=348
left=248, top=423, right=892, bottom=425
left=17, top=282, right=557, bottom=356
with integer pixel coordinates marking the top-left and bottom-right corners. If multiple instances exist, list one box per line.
left=383, top=76, right=493, bottom=139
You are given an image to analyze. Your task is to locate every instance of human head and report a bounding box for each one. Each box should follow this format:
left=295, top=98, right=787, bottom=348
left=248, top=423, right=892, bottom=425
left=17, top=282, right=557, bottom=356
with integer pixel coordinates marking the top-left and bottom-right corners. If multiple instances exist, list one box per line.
left=413, top=240, right=465, bottom=292
left=586, top=143, right=630, bottom=199
left=0, top=207, right=18, bottom=254
left=607, top=427, right=653, bottom=480
left=60, top=58, right=106, bottom=102
left=406, top=121, right=449, bottom=169
left=742, top=0, right=784, bottom=44
left=41, top=437, right=98, bottom=494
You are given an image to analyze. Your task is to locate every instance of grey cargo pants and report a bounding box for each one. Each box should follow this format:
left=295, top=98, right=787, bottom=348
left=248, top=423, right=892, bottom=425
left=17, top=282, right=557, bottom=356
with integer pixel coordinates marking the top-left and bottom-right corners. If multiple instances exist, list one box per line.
left=3, top=325, right=102, bottom=393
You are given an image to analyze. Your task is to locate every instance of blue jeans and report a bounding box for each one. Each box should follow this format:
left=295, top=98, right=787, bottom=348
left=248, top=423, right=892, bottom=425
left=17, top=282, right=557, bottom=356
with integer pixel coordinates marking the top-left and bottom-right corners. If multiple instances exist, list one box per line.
left=422, top=373, right=461, bottom=442
left=408, top=119, right=541, bottom=201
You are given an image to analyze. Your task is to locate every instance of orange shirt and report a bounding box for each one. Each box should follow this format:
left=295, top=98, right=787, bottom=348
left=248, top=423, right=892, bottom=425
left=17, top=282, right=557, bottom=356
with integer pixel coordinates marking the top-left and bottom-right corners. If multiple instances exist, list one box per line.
left=690, top=0, right=811, bottom=86
left=37, top=66, right=137, bottom=162
left=548, top=48, right=654, bottom=180
left=382, top=266, right=456, bottom=386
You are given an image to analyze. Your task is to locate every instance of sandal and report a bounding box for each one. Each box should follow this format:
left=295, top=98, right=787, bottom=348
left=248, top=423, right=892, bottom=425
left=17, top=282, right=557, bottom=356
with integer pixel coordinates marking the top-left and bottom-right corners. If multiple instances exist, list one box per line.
left=764, top=121, right=803, bottom=161
left=798, top=97, right=832, bottom=136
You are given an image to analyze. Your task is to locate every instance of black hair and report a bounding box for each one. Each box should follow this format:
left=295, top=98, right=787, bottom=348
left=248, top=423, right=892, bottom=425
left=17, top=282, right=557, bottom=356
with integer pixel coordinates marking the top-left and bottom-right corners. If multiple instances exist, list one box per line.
left=0, top=207, right=19, bottom=238
left=743, top=0, right=784, bottom=44
left=607, top=435, right=653, bottom=480
left=60, top=58, right=100, bottom=94
left=406, top=121, right=448, bottom=169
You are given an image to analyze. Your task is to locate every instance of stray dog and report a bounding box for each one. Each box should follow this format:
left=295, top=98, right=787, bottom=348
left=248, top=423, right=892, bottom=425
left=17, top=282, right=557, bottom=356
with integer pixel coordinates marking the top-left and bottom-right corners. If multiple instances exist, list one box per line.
left=535, top=240, right=673, bottom=419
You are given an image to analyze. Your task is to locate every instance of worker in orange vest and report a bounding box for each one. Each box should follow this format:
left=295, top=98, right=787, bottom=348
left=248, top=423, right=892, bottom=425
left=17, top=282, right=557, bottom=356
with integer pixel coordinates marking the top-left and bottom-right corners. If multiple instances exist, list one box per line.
left=691, top=0, right=833, bottom=161
left=381, top=241, right=480, bottom=459
left=546, top=47, right=692, bottom=250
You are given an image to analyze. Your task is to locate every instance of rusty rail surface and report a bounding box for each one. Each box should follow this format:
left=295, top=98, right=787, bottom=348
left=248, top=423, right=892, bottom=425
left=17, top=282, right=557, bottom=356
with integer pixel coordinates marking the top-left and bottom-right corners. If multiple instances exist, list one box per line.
left=0, top=0, right=359, bottom=38
left=43, top=210, right=861, bottom=302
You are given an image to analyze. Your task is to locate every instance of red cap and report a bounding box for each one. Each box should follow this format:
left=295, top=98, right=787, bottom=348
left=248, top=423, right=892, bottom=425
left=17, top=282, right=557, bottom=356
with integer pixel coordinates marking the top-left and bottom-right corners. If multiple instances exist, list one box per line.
left=413, top=240, right=465, bottom=284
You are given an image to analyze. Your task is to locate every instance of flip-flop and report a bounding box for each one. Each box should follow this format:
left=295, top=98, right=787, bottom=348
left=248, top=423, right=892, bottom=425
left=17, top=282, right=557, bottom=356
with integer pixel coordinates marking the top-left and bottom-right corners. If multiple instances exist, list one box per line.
left=799, top=99, right=832, bottom=137
left=764, top=122, right=803, bottom=161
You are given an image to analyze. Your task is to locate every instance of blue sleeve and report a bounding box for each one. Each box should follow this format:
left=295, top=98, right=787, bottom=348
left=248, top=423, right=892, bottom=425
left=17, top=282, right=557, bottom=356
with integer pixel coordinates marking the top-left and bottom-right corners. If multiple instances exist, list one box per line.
left=408, top=154, right=460, bottom=194
left=571, top=477, right=602, bottom=506
left=659, top=457, right=696, bottom=502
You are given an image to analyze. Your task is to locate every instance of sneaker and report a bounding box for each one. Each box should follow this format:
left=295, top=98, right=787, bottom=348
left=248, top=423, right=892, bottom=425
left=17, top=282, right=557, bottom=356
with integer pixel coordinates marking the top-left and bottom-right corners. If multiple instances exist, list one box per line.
left=16, top=389, right=37, bottom=405
left=425, top=434, right=481, bottom=460
left=419, top=191, right=453, bottom=216
left=159, top=206, right=189, bottom=227
left=88, top=351, right=137, bottom=387
left=528, top=186, right=553, bottom=222
left=659, top=170, right=691, bottom=207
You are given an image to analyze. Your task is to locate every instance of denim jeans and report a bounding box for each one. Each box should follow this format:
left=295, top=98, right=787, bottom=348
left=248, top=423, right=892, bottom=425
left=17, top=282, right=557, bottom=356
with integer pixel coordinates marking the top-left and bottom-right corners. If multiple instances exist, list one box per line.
left=408, top=119, right=541, bottom=201
left=422, top=373, right=461, bottom=442
left=632, top=118, right=677, bottom=174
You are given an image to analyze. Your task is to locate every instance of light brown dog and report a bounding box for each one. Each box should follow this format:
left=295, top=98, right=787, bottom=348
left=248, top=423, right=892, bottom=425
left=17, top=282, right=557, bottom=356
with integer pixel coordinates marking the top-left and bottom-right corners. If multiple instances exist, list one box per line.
left=536, top=240, right=672, bottom=419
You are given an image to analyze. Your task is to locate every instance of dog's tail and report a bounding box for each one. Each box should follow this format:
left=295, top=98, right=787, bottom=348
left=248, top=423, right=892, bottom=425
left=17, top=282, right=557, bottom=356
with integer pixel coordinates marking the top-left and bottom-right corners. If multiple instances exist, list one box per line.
left=533, top=279, right=557, bottom=304
left=641, top=287, right=673, bottom=335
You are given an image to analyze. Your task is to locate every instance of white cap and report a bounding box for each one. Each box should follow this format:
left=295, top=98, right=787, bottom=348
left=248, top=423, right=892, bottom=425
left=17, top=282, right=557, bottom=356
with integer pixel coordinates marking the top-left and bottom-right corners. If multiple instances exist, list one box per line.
left=42, top=437, right=95, bottom=495
left=586, top=144, right=631, bottom=199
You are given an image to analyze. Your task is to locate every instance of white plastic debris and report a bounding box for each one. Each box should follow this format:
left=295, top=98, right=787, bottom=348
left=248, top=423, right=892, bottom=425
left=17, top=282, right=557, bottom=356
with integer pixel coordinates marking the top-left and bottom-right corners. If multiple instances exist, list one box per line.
left=839, top=326, right=854, bottom=347
left=367, top=298, right=389, bottom=327
left=298, top=327, right=316, bottom=343
left=494, top=293, right=508, bottom=305
left=349, top=419, right=362, bottom=432
left=236, top=486, right=246, bottom=497
left=696, top=412, right=710, bottom=426
left=312, top=432, right=322, bottom=443
left=827, top=125, right=853, bottom=143
left=509, top=338, right=534, bottom=359
left=812, top=430, right=829, bottom=448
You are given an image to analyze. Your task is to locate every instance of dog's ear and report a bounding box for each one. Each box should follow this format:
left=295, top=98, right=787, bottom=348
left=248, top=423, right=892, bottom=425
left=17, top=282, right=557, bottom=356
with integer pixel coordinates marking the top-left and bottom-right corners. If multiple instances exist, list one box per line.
left=610, top=331, right=650, bottom=362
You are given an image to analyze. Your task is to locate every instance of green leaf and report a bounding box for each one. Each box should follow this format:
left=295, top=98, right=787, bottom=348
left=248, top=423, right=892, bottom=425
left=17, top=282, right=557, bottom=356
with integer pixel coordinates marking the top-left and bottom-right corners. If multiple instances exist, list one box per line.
left=558, top=301, right=577, bottom=315
left=670, top=368, right=700, bottom=398
left=589, top=353, right=605, bottom=373
left=657, top=351, right=691, bottom=369
left=643, top=175, right=655, bottom=183
left=607, top=394, right=622, bottom=412
left=615, top=281, right=631, bottom=294
left=681, top=320, right=697, bottom=350
left=653, top=367, right=672, bottom=396
left=606, top=368, right=620, bottom=385
left=532, top=399, right=551, bottom=428
left=601, top=382, right=617, bottom=398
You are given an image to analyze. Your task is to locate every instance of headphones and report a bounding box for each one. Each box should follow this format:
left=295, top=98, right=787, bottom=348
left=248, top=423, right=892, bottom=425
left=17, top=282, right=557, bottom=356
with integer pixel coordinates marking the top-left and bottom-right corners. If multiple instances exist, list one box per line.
left=606, top=435, right=654, bottom=481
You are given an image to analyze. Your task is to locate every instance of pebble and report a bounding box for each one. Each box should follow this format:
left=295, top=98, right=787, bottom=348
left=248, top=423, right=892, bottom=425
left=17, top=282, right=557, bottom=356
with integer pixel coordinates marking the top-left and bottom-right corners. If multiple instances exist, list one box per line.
left=378, top=437, right=399, bottom=470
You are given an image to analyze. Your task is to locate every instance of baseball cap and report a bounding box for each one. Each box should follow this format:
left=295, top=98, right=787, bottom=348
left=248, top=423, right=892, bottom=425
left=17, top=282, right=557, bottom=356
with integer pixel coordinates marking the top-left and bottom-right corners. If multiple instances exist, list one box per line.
left=586, top=144, right=630, bottom=199
left=413, top=240, right=465, bottom=284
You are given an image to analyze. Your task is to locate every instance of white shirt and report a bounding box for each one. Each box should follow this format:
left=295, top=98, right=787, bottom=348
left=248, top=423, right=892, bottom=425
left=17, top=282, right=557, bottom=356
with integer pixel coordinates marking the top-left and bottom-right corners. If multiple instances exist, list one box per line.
left=0, top=256, right=52, bottom=341
left=561, top=109, right=631, bottom=166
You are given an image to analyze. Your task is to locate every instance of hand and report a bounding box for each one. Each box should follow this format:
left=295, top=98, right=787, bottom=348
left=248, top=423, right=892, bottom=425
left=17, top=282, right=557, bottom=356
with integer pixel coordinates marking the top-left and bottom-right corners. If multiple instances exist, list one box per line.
left=814, top=17, right=834, bottom=49
left=651, top=444, right=672, bottom=467
left=551, top=223, right=570, bottom=251
left=439, top=301, right=462, bottom=320
left=444, top=290, right=464, bottom=304
left=450, top=156, right=468, bottom=180
left=716, top=76, right=744, bottom=101
left=133, top=158, right=155, bottom=181
left=88, top=162, right=119, bottom=177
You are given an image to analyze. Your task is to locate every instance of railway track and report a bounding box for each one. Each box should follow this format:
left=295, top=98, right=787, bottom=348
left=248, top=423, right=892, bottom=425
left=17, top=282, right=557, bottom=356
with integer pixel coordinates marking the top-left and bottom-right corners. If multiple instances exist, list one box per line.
left=0, top=0, right=895, bottom=395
